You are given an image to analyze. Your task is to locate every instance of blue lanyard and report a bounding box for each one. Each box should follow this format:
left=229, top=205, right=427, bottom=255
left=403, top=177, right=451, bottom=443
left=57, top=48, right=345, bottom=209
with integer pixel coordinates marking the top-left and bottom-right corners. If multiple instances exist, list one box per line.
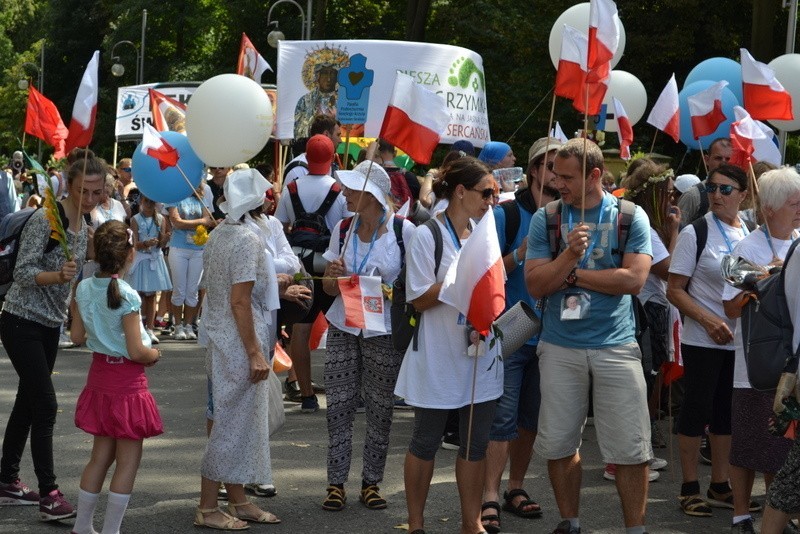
left=761, top=226, right=778, bottom=259
left=712, top=214, right=748, bottom=255
left=351, top=212, right=386, bottom=275
left=443, top=213, right=462, bottom=251
left=142, top=215, right=155, bottom=238
left=567, top=195, right=608, bottom=269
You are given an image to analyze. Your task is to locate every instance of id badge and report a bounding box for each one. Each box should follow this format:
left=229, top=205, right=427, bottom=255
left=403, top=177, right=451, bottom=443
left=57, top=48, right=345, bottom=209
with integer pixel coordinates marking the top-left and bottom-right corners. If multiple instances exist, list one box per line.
left=456, top=313, right=466, bottom=326
left=560, top=292, right=589, bottom=321
left=466, top=323, right=486, bottom=358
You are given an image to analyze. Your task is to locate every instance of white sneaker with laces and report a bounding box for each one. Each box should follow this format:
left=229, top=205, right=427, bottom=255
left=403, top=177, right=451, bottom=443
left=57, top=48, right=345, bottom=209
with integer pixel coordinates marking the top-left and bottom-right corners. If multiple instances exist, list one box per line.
left=185, top=327, right=197, bottom=340
left=147, top=329, right=160, bottom=344
left=174, top=324, right=188, bottom=340
left=649, top=457, right=668, bottom=470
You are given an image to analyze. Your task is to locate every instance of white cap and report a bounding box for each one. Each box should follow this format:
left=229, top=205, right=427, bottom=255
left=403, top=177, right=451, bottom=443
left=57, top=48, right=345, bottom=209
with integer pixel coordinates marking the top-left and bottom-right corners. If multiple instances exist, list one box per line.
left=674, top=174, right=701, bottom=193
left=219, top=168, right=271, bottom=221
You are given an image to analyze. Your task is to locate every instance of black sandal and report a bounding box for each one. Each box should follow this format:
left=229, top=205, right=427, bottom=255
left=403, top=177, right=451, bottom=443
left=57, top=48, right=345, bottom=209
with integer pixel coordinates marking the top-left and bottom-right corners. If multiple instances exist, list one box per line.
left=502, top=488, right=542, bottom=518
left=481, top=501, right=501, bottom=534
left=359, top=484, right=387, bottom=510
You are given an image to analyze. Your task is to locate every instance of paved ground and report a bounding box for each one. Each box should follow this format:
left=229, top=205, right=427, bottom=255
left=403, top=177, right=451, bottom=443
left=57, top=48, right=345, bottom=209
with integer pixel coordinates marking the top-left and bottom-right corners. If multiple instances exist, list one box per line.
left=0, top=337, right=770, bottom=533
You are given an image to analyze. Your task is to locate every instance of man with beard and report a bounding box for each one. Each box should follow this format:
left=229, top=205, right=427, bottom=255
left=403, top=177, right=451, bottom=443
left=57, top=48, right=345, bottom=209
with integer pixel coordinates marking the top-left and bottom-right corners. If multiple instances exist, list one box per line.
left=480, top=137, right=561, bottom=533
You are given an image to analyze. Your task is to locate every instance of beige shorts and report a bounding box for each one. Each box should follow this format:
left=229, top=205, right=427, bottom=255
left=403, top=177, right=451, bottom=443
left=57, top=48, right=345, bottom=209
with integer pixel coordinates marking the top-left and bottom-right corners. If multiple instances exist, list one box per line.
left=533, top=341, right=653, bottom=465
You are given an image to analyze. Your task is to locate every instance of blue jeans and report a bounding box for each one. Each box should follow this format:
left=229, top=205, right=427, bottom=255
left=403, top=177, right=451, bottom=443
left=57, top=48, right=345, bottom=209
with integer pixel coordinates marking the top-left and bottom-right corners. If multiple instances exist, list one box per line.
left=489, top=344, right=540, bottom=441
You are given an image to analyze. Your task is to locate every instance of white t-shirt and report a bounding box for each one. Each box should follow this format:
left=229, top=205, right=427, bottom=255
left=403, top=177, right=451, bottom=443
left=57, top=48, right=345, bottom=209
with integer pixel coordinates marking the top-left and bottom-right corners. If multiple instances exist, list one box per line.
left=669, top=212, right=749, bottom=348
left=283, top=154, right=309, bottom=186
left=394, top=219, right=504, bottom=409
left=201, top=182, right=214, bottom=213
left=90, top=198, right=127, bottom=227
left=722, top=229, right=795, bottom=388
left=638, top=228, right=670, bottom=307
left=274, top=174, right=349, bottom=231
left=244, top=214, right=302, bottom=275
left=322, top=215, right=416, bottom=337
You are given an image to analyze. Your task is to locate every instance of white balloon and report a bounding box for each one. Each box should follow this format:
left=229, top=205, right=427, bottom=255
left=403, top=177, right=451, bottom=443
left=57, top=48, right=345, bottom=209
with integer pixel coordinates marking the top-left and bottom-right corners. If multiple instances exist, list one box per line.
left=548, top=2, right=626, bottom=70
left=186, top=74, right=273, bottom=166
left=767, top=53, right=800, bottom=132
left=602, top=70, right=647, bottom=133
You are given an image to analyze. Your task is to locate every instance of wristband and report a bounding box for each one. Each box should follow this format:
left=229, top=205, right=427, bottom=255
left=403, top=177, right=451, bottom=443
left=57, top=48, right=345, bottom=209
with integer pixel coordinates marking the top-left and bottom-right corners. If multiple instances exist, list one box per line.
left=565, top=267, right=578, bottom=287
left=512, top=248, right=524, bottom=266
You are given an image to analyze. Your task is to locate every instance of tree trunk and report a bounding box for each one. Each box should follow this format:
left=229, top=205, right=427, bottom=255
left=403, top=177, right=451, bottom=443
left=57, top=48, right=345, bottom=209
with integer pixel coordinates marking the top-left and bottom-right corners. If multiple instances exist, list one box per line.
left=406, top=0, right=432, bottom=41
left=751, top=0, right=780, bottom=60
left=313, top=0, right=327, bottom=40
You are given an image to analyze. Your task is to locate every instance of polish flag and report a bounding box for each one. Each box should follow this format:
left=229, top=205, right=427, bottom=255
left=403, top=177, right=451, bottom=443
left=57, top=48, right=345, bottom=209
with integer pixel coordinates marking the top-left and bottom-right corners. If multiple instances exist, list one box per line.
left=338, top=275, right=387, bottom=333
left=379, top=72, right=450, bottom=165
left=439, top=209, right=506, bottom=335
left=588, top=0, right=620, bottom=71
left=237, top=33, right=272, bottom=83
left=687, top=80, right=728, bottom=140
left=612, top=97, right=633, bottom=160
left=148, top=88, right=187, bottom=133
left=141, top=122, right=179, bottom=169
left=740, top=48, right=793, bottom=121
left=25, top=86, right=68, bottom=159
left=646, top=74, right=681, bottom=143
left=550, top=121, right=568, bottom=143
left=308, top=312, right=329, bottom=350
left=64, top=50, right=99, bottom=154
left=729, top=106, right=768, bottom=168
left=555, top=25, right=608, bottom=115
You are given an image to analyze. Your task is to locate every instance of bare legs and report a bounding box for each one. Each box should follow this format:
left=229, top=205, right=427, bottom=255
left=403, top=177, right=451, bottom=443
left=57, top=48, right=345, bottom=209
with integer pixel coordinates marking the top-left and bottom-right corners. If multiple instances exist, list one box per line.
left=404, top=452, right=434, bottom=533
left=289, top=323, right=314, bottom=397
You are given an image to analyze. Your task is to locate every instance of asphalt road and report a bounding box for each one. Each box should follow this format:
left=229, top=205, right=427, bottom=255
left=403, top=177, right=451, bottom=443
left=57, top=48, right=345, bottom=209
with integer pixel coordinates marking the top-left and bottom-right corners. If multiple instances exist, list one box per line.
left=0, top=337, right=767, bottom=533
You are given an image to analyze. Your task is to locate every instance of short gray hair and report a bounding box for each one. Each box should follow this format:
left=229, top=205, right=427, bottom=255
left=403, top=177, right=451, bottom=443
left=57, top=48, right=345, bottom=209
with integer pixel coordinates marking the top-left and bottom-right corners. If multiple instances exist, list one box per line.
left=758, top=166, right=800, bottom=212
left=556, top=138, right=604, bottom=176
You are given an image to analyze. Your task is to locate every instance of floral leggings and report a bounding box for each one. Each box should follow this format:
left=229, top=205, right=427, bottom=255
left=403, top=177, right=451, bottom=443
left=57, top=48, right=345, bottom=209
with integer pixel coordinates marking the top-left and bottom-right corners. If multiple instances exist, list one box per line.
left=324, top=326, right=403, bottom=486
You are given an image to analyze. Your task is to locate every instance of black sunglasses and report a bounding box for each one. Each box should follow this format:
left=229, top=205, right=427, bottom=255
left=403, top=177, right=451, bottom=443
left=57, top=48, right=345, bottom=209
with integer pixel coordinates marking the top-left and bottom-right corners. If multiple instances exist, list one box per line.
left=706, top=183, right=741, bottom=196
left=470, top=187, right=495, bottom=199
left=209, top=167, right=227, bottom=171
left=120, top=167, right=132, bottom=172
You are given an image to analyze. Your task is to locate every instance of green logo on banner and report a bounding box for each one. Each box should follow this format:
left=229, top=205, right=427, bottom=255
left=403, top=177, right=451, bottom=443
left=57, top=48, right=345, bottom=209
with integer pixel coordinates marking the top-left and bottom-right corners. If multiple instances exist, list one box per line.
left=447, top=57, right=485, bottom=92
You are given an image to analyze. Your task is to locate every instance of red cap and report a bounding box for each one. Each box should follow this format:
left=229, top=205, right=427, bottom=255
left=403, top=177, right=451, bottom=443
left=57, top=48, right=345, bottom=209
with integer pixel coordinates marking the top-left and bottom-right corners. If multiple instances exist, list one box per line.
left=305, top=135, right=334, bottom=175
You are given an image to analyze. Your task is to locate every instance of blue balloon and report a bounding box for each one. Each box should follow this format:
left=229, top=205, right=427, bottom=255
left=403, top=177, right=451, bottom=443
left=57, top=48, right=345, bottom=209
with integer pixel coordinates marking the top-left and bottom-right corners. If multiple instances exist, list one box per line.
left=684, top=57, right=743, bottom=104
left=131, top=131, right=205, bottom=204
left=678, top=80, right=740, bottom=150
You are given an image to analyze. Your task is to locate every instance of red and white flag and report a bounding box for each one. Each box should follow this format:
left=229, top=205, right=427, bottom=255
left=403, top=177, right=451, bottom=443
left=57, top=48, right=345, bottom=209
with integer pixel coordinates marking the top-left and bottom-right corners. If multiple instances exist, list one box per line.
left=687, top=80, right=728, bottom=140
left=554, top=25, right=608, bottom=115
left=141, top=122, right=179, bottom=169
left=379, top=72, right=450, bottom=165
left=612, top=97, right=633, bottom=160
left=64, top=50, right=99, bottom=154
left=148, top=88, right=187, bottom=133
left=439, top=209, right=506, bottom=335
left=646, top=74, right=680, bottom=143
left=740, top=48, right=793, bottom=121
left=237, top=33, right=272, bottom=83
left=588, top=0, right=620, bottom=71
left=550, top=121, right=569, bottom=143
left=662, top=306, right=684, bottom=385
left=338, top=275, right=387, bottom=333
left=25, top=86, right=68, bottom=159
left=730, top=105, right=768, bottom=168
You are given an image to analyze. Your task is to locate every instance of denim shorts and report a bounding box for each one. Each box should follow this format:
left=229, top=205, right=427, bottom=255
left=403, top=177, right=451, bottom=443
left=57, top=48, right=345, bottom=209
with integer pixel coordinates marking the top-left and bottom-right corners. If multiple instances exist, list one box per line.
left=489, top=344, right=540, bottom=441
left=533, top=341, right=653, bottom=465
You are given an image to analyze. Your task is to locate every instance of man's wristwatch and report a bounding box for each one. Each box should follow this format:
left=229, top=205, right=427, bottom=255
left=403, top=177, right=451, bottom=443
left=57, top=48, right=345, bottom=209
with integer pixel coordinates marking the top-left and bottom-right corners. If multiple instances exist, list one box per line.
left=565, top=268, right=578, bottom=287
left=512, top=248, right=524, bottom=267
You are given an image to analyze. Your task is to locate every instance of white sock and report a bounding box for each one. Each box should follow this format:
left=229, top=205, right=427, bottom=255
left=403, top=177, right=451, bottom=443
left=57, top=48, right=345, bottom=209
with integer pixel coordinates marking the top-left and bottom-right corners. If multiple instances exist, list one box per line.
left=73, top=488, right=99, bottom=534
left=101, top=491, right=131, bottom=534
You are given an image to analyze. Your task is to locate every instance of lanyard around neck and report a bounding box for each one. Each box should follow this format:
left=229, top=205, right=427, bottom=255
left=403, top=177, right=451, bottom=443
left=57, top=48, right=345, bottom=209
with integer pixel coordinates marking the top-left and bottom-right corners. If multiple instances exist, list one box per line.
left=712, top=214, right=748, bottom=255
left=352, top=212, right=386, bottom=275
left=443, top=212, right=463, bottom=250
left=567, top=195, right=608, bottom=269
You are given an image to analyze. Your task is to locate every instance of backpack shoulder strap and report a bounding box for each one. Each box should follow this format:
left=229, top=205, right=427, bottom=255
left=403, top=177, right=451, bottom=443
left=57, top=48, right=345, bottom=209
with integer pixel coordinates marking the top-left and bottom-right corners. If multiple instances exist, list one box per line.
left=613, top=198, right=637, bottom=257
left=697, top=182, right=709, bottom=217
left=422, top=218, right=444, bottom=276
left=545, top=200, right=563, bottom=260
left=499, top=201, right=520, bottom=255
left=286, top=180, right=306, bottom=217
left=314, top=182, right=341, bottom=217
left=393, top=215, right=406, bottom=263
left=337, top=216, right=355, bottom=253
left=690, top=216, right=708, bottom=266
left=284, top=159, right=308, bottom=176
left=780, top=239, right=800, bottom=372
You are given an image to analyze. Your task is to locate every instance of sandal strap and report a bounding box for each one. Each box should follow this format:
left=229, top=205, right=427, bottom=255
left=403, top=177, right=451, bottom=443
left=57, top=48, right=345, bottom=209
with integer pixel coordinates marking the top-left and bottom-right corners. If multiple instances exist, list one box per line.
left=504, top=488, right=531, bottom=502
left=325, top=486, right=346, bottom=502
left=228, top=501, right=251, bottom=508
left=197, top=506, right=220, bottom=514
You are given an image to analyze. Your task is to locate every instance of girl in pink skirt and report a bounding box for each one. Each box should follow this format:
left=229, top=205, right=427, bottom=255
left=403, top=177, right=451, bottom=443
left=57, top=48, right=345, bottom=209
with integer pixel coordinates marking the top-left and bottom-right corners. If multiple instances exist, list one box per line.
left=69, top=220, right=163, bottom=534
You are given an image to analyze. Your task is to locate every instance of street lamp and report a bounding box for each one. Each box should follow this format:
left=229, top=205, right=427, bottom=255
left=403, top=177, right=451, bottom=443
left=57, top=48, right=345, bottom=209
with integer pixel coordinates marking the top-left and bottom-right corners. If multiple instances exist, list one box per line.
left=267, top=0, right=314, bottom=47
left=17, top=62, right=40, bottom=91
left=110, top=9, right=147, bottom=85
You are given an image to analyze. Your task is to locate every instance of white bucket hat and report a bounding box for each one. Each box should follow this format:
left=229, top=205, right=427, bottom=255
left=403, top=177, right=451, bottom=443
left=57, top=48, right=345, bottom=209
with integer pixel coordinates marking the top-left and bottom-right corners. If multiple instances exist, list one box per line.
left=219, top=168, right=272, bottom=221
left=339, top=161, right=392, bottom=210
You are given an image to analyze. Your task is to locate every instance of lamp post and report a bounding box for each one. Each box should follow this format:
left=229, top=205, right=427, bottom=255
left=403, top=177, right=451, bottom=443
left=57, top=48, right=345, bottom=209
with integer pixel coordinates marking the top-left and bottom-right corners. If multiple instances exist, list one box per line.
left=267, top=0, right=314, bottom=47
left=110, top=9, right=147, bottom=85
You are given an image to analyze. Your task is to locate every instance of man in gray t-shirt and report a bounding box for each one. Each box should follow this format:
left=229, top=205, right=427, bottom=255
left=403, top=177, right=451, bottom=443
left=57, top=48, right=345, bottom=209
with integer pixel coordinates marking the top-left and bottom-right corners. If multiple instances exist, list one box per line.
left=678, top=138, right=731, bottom=224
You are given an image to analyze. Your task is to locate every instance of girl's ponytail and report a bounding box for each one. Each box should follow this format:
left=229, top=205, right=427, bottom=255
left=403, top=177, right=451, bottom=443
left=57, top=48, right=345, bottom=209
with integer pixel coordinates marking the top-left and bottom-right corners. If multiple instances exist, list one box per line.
left=107, top=274, right=122, bottom=309
left=93, top=220, right=134, bottom=310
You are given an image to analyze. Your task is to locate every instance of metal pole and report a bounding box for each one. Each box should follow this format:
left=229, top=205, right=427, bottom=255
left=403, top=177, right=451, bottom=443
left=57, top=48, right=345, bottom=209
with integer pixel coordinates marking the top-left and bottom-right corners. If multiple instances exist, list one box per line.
left=306, top=0, right=313, bottom=39
left=140, top=9, right=147, bottom=84
left=778, top=0, right=798, bottom=162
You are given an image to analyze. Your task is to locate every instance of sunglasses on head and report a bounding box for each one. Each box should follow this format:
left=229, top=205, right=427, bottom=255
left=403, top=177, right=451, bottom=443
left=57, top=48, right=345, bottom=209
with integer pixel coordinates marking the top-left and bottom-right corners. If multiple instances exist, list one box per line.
left=470, top=187, right=495, bottom=199
left=705, top=182, right=741, bottom=196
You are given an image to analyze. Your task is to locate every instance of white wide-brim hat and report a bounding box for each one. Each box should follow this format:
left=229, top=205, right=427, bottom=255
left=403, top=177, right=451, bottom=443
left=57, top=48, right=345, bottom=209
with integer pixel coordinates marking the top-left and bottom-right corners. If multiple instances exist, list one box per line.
left=219, top=168, right=272, bottom=221
left=339, top=161, right=392, bottom=210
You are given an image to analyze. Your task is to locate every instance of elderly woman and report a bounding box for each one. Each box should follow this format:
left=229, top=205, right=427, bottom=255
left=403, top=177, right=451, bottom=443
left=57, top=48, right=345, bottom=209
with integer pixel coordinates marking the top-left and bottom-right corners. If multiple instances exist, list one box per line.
left=667, top=164, right=756, bottom=517
left=0, top=156, right=104, bottom=521
left=319, top=161, right=415, bottom=512
left=195, top=170, right=307, bottom=530
left=721, top=167, right=800, bottom=533
left=90, top=174, right=129, bottom=226
left=395, top=156, right=503, bottom=534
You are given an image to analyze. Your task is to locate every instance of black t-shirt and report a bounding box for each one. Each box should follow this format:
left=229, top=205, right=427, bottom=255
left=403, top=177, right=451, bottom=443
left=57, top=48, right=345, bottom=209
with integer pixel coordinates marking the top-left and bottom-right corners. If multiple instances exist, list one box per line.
left=208, top=179, right=225, bottom=220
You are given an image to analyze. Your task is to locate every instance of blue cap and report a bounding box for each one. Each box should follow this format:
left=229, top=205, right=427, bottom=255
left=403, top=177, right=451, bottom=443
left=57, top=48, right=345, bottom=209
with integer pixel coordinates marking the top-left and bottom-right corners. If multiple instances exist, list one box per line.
left=478, top=141, right=512, bottom=166
left=451, top=140, right=475, bottom=156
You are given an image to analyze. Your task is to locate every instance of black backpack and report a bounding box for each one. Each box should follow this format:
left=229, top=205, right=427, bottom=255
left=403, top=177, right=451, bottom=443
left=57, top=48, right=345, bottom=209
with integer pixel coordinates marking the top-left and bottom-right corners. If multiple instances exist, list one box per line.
left=741, top=239, right=800, bottom=391
left=0, top=207, right=60, bottom=300
left=286, top=180, right=341, bottom=259
left=391, top=218, right=442, bottom=352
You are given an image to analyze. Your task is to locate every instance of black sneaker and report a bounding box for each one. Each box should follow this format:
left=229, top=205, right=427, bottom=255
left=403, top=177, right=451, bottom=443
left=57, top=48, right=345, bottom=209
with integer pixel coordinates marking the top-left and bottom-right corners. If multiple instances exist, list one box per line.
left=699, top=433, right=712, bottom=465
left=284, top=379, right=302, bottom=403
left=301, top=395, right=319, bottom=413
left=441, top=432, right=459, bottom=451
left=0, top=479, right=39, bottom=505
left=551, top=519, right=581, bottom=533
left=731, top=517, right=755, bottom=534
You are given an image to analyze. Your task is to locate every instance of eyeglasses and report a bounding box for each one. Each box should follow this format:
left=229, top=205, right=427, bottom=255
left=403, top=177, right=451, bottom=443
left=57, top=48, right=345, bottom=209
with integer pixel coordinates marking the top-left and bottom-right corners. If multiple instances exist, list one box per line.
left=120, top=167, right=131, bottom=172
left=209, top=167, right=226, bottom=171
left=470, top=187, right=495, bottom=200
left=705, top=183, right=742, bottom=196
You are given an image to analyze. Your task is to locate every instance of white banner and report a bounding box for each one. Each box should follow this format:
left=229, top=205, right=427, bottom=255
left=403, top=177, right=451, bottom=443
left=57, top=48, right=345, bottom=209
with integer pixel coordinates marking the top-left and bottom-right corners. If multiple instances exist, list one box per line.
left=114, top=82, right=277, bottom=141
left=276, top=40, right=490, bottom=147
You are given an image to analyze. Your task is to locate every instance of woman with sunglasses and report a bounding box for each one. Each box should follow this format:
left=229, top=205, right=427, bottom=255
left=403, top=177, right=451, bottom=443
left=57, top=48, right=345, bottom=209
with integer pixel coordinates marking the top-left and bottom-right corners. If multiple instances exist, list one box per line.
left=667, top=164, right=754, bottom=518
left=395, top=156, right=503, bottom=534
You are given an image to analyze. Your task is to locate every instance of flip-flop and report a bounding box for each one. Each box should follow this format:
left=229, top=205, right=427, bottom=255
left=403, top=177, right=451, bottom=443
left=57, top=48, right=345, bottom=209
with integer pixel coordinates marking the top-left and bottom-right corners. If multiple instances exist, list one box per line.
left=502, top=489, right=542, bottom=518
left=226, top=502, right=281, bottom=524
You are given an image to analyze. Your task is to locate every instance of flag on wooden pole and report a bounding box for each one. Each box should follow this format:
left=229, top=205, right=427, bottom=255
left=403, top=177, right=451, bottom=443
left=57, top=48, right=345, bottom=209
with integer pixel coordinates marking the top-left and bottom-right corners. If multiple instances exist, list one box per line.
left=237, top=33, right=272, bottom=83
left=64, top=50, right=99, bottom=153
left=25, top=86, right=68, bottom=159
left=688, top=81, right=728, bottom=140
left=148, top=88, right=187, bottom=133
left=612, top=97, right=633, bottom=160
left=740, top=48, right=793, bottom=121
left=646, top=74, right=680, bottom=143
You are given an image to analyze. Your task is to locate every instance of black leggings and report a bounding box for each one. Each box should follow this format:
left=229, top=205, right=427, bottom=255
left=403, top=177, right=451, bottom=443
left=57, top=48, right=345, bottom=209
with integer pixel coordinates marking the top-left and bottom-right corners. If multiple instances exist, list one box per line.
left=0, top=311, right=61, bottom=494
left=409, top=401, right=496, bottom=462
left=676, top=344, right=734, bottom=437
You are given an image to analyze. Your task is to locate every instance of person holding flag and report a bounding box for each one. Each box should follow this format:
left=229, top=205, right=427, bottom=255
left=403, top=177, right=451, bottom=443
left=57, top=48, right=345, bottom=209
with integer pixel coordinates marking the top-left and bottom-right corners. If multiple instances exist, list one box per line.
left=524, top=138, right=653, bottom=534
left=394, top=156, right=503, bottom=534
left=318, top=161, right=415, bottom=513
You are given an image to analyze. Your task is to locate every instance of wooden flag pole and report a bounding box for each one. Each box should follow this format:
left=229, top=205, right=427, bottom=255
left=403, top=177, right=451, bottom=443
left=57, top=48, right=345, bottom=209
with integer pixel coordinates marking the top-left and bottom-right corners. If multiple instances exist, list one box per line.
left=539, top=90, right=559, bottom=205
left=649, top=130, right=658, bottom=157
left=338, top=159, right=376, bottom=260
left=747, top=160, right=777, bottom=259
left=581, top=84, right=590, bottom=222
left=342, top=127, right=352, bottom=171
left=464, top=345, right=480, bottom=464
left=698, top=146, right=709, bottom=176
left=174, top=163, right=218, bottom=227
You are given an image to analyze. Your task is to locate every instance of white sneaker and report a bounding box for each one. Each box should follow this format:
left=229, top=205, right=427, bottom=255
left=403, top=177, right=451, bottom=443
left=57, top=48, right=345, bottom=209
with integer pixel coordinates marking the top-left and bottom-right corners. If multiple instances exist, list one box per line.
left=147, top=329, right=160, bottom=345
left=185, top=325, right=197, bottom=340
left=603, top=464, right=660, bottom=482
left=58, top=332, right=75, bottom=349
left=649, top=457, right=668, bottom=471
left=174, top=324, right=188, bottom=340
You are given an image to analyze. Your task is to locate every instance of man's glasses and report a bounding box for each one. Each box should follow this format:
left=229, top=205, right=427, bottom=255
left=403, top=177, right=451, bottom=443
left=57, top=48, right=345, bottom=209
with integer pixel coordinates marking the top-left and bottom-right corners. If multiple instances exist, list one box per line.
left=470, top=187, right=495, bottom=199
left=120, top=167, right=131, bottom=172
left=705, top=183, right=741, bottom=196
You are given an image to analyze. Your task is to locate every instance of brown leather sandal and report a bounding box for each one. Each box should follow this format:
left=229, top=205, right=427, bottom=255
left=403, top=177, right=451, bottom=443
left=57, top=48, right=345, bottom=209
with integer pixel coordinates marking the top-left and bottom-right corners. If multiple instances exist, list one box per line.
left=193, top=507, right=249, bottom=530
left=226, top=501, right=281, bottom=524
left=322, top=485, right=347, bottom=511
